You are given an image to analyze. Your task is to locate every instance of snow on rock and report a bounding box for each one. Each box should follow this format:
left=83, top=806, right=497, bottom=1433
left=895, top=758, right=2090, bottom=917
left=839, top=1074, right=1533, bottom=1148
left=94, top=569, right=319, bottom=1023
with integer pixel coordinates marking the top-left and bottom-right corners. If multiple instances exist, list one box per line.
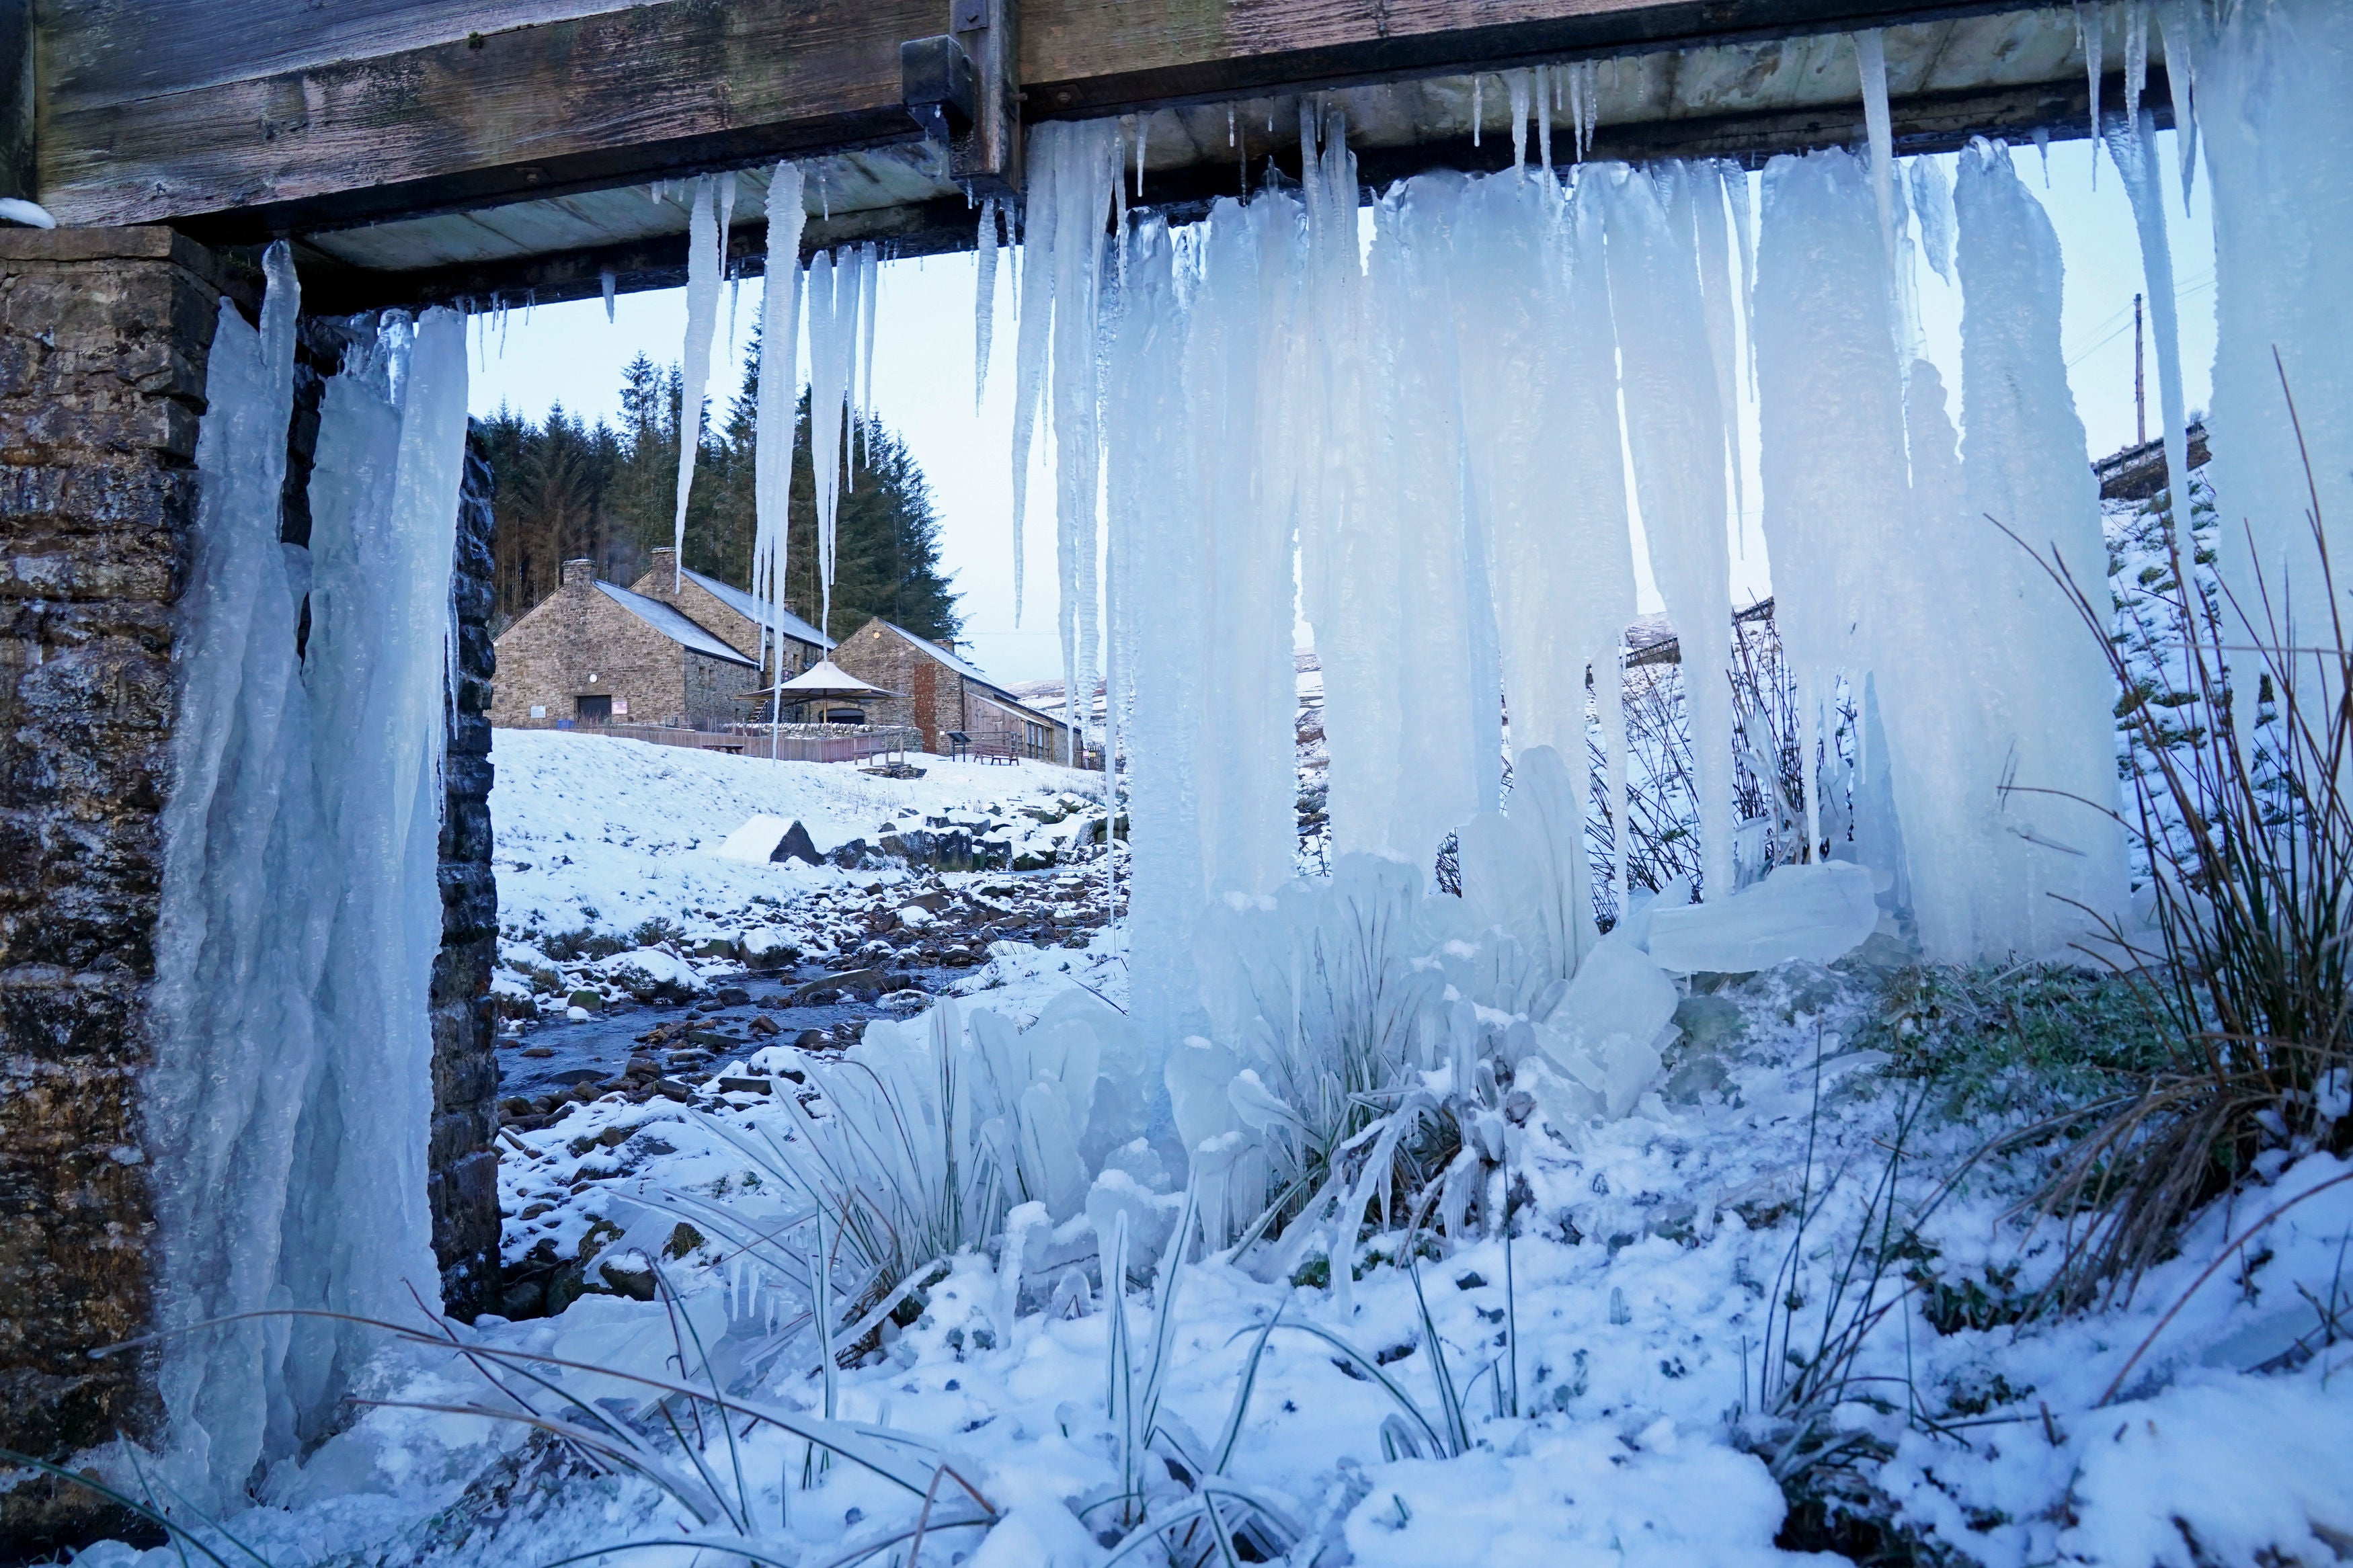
left=1644, top=860, right=1881, bottom=975
left=588, top=946, right=706, bottom=1001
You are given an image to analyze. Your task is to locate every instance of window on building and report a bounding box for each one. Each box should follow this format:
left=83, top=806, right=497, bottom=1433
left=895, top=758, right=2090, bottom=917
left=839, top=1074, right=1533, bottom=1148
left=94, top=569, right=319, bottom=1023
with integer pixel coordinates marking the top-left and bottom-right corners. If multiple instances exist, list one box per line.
left=575, top=694, right=612, bottom=723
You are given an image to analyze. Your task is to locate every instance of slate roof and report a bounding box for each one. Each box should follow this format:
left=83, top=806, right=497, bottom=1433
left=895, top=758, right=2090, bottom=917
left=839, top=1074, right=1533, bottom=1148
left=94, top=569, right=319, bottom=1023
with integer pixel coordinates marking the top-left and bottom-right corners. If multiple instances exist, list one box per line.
left=681, top=567, right=834, bottom=650
left=593, top=581, right=759, bottom=667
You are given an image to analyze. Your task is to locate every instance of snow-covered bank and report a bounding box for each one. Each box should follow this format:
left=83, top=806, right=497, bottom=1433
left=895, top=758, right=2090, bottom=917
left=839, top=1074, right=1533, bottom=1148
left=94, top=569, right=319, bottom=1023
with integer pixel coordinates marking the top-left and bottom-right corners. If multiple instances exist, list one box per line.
left=87, top=950, right=2353, bottom=1568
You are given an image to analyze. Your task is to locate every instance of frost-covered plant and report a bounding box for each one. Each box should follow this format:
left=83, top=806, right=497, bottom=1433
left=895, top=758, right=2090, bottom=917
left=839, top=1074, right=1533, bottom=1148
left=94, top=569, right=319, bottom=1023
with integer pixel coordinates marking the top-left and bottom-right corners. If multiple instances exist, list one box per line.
left=1176, top=747, right=1684, bottom=1276
left=658, top=993, right=1152, bottom=1368
left=1178, top=854, right=1447, bottom=1253
left=2010, top=401, right=2353, bottom=1307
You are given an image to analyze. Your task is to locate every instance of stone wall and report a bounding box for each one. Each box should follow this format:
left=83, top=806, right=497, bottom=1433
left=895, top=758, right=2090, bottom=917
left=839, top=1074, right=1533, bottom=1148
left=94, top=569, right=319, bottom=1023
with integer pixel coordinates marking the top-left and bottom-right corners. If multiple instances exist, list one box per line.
left=487, top=560, right=690, bottom=727
left=684, top=647, right=754, bottom=728
left=430, top=430, right=500, bottom=1319
left=0, top=226, right=229, bottom=1540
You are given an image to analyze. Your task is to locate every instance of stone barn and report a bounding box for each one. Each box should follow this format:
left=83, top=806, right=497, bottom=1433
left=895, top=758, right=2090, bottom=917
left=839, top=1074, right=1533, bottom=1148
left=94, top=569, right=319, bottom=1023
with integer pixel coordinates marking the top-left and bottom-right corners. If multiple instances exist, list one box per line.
left=832, top=618, right=1077, bottom=761
left=489, top=547, right=828, bottom=729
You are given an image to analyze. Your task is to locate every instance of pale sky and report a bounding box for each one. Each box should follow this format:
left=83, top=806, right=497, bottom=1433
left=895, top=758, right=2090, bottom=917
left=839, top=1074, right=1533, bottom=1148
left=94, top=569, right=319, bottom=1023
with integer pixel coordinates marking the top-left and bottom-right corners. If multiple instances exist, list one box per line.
left=470, top=131, right=2212, bottom=686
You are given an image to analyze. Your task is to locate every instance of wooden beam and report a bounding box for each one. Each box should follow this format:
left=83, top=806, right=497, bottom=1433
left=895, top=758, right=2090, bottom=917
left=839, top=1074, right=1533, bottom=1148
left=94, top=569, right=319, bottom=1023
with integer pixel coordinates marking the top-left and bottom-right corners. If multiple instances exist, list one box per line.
left=42, top=0, right=2039, bottom=239
left=40, top=1, right=941, bottom=237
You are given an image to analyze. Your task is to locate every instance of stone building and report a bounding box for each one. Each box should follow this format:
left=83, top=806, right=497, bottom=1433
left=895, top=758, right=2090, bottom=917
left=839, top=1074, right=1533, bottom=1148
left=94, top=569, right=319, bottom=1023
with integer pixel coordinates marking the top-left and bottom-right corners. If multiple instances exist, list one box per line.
left=487, top=547, right=828, bottom=729
left=830, top=618, right=1078, bottom=761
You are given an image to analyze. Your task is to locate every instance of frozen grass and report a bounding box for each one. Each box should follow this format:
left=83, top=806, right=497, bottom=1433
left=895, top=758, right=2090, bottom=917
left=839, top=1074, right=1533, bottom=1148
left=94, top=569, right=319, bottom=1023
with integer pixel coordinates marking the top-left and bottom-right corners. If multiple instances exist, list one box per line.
left=2008, top=388, right=2353, bottom=1309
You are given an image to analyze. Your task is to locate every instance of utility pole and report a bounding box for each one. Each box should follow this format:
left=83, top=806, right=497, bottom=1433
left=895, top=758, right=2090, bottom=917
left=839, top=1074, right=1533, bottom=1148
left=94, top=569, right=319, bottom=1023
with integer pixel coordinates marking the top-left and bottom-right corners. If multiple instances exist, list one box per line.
left=2134, top=292, right=2146, bottom=446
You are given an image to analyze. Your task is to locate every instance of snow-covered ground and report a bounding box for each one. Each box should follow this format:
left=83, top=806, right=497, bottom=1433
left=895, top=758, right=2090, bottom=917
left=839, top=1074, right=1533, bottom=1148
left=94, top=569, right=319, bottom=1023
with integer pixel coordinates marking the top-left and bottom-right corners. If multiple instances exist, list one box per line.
left=76, top=726, right=2353, bottom=1568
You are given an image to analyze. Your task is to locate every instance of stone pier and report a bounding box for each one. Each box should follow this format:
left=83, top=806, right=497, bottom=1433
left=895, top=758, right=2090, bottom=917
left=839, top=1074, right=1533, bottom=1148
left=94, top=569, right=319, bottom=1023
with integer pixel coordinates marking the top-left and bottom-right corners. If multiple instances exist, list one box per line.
left=0, top=229, right=503, bottom=1544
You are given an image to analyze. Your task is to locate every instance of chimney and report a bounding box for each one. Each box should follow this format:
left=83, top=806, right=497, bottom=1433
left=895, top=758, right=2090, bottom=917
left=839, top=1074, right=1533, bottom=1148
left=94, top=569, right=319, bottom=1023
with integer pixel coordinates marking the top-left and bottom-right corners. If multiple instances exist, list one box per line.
left=560, top=558, right=596, bottom=591
left=646, top=546, right=678, bottom=600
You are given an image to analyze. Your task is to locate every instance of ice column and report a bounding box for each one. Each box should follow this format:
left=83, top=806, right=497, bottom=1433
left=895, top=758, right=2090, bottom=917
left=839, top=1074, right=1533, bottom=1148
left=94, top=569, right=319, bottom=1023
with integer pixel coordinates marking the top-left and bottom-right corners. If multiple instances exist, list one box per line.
left=1752, top=149, right=1911, bottom=862
left=672, top=176, right=721, bottom=585
left=280, top=308, right=469, bottom=1448
left=2191, top=0, right=2352, bottom=737
left=1107, top=218, right=1206, bottom=1053
left=148, top=256, right=469, bottom=1501
left=1598, top=163, right=1739, bottom=898
left=1041, top=122, right=1121, bottom=766
left=147, top=245, right=314, bottom=1506
left=1954, top=138, right=2128, bottom=955
left=1189, top=194, right=1307, bottom=900
left=754, top=165, right=807, bottom=697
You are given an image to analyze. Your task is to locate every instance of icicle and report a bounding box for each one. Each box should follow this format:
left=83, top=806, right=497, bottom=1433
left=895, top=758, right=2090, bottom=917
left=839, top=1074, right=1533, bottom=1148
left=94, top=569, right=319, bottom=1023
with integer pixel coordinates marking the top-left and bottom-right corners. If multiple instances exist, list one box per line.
left=1907, top=156, right=1956, bottom=283
left=807, top=249, right=851, bottom=638
left=975, top=197, right=999, bottom=409
left=672, top=175, right=721, bottom=587
left=856, top=243, right=879, bottom=472
left=1954, top=138, right=2129, bottom=955
left=755, top=163, right=807, bottom=735
left=2124, top=0, right=2149, bottom=124
left=2033, top=126, right=2052, bottom=185
left=2157, top=0, right=2199, bottom=208
left=1538, top=68, right=1554, bottom=174
left=1136, top=114, right=1149, bottom=198
left=2104, top=111, right=2190, bottom=551
left=1582, top=62, right=1601, bottom=157
left=1473, top=74, right=1484, bottom=147
left=1692, top=165, right=1746, bottom=541
left=600, top=268, right=616, bottom=322
left=1599, top=163, right=1737, bottom=898
left=1722, top=162, right=1757, bottom=399
left=2077, top=1, right=2103, bottom=185
left=717, top=171, right=738, bottom=348
left=1567, top=65, right=1587, bottom=162
left=1508, top=69, right=1531, bottom=175
left=1855, top=30, right=1899, bottom=284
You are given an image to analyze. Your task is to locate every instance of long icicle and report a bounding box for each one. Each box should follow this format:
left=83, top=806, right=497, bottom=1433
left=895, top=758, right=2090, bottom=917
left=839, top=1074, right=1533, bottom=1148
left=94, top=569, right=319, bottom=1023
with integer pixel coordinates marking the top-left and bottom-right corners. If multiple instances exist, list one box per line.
left=975, top=198, right=999, bottom=409
left=756, top=163, right=807, bottom=759
left=672, top=175, right=722, bottom=587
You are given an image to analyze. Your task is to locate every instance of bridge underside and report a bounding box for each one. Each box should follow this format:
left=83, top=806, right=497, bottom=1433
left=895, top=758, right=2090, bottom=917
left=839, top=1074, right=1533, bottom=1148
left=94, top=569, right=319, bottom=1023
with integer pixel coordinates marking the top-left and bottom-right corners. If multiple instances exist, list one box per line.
left=21, top=1, right=2163, bottom=313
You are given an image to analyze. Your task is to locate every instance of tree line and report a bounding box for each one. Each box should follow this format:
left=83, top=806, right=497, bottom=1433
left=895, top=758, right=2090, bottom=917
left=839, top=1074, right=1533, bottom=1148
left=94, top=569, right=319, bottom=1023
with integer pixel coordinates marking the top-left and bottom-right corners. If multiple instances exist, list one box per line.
left=476, top=341, right=963, bottom=648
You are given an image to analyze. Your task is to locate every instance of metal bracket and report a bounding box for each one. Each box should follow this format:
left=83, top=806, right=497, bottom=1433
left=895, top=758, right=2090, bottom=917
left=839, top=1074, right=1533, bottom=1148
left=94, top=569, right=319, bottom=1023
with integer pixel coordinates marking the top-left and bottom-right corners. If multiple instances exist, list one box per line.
left=902, top=0, right=1019, bottom=197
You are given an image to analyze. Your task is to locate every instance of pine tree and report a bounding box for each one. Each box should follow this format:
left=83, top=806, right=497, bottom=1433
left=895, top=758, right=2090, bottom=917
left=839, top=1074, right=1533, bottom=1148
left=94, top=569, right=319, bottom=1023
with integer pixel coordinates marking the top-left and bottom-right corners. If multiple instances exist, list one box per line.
left=479, top=339, right=960, bottom=647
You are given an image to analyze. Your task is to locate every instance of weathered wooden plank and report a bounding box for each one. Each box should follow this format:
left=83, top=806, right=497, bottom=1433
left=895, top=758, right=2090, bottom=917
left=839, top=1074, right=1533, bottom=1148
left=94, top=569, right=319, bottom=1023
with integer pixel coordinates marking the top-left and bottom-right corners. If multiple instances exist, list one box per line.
left=38, top=0, right=939, bottom=235
left=1016, top=0, right=2031, bottom=116
left=40, top=0, right=626, bottom=110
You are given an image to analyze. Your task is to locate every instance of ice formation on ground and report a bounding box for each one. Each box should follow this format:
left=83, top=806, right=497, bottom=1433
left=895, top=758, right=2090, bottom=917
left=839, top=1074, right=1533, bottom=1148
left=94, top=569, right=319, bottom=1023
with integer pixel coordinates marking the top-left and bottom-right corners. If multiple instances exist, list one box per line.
left=148, top=253, right=469, bottom=1503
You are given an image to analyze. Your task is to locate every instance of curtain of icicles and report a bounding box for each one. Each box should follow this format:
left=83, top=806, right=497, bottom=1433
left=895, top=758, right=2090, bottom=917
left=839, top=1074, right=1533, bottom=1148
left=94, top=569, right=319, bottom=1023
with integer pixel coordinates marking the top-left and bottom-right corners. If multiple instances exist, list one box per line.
left=1003, top=0, right=2352, bottom=1062
left=147, top=246, right=470, bottom=1504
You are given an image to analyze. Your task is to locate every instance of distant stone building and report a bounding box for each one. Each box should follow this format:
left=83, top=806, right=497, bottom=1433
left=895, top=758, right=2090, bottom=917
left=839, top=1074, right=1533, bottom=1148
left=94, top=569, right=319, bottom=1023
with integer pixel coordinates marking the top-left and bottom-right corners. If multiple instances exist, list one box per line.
left=831, top=618, right=1079, bottom=761
left=489, top=547, right=830, bottom=729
